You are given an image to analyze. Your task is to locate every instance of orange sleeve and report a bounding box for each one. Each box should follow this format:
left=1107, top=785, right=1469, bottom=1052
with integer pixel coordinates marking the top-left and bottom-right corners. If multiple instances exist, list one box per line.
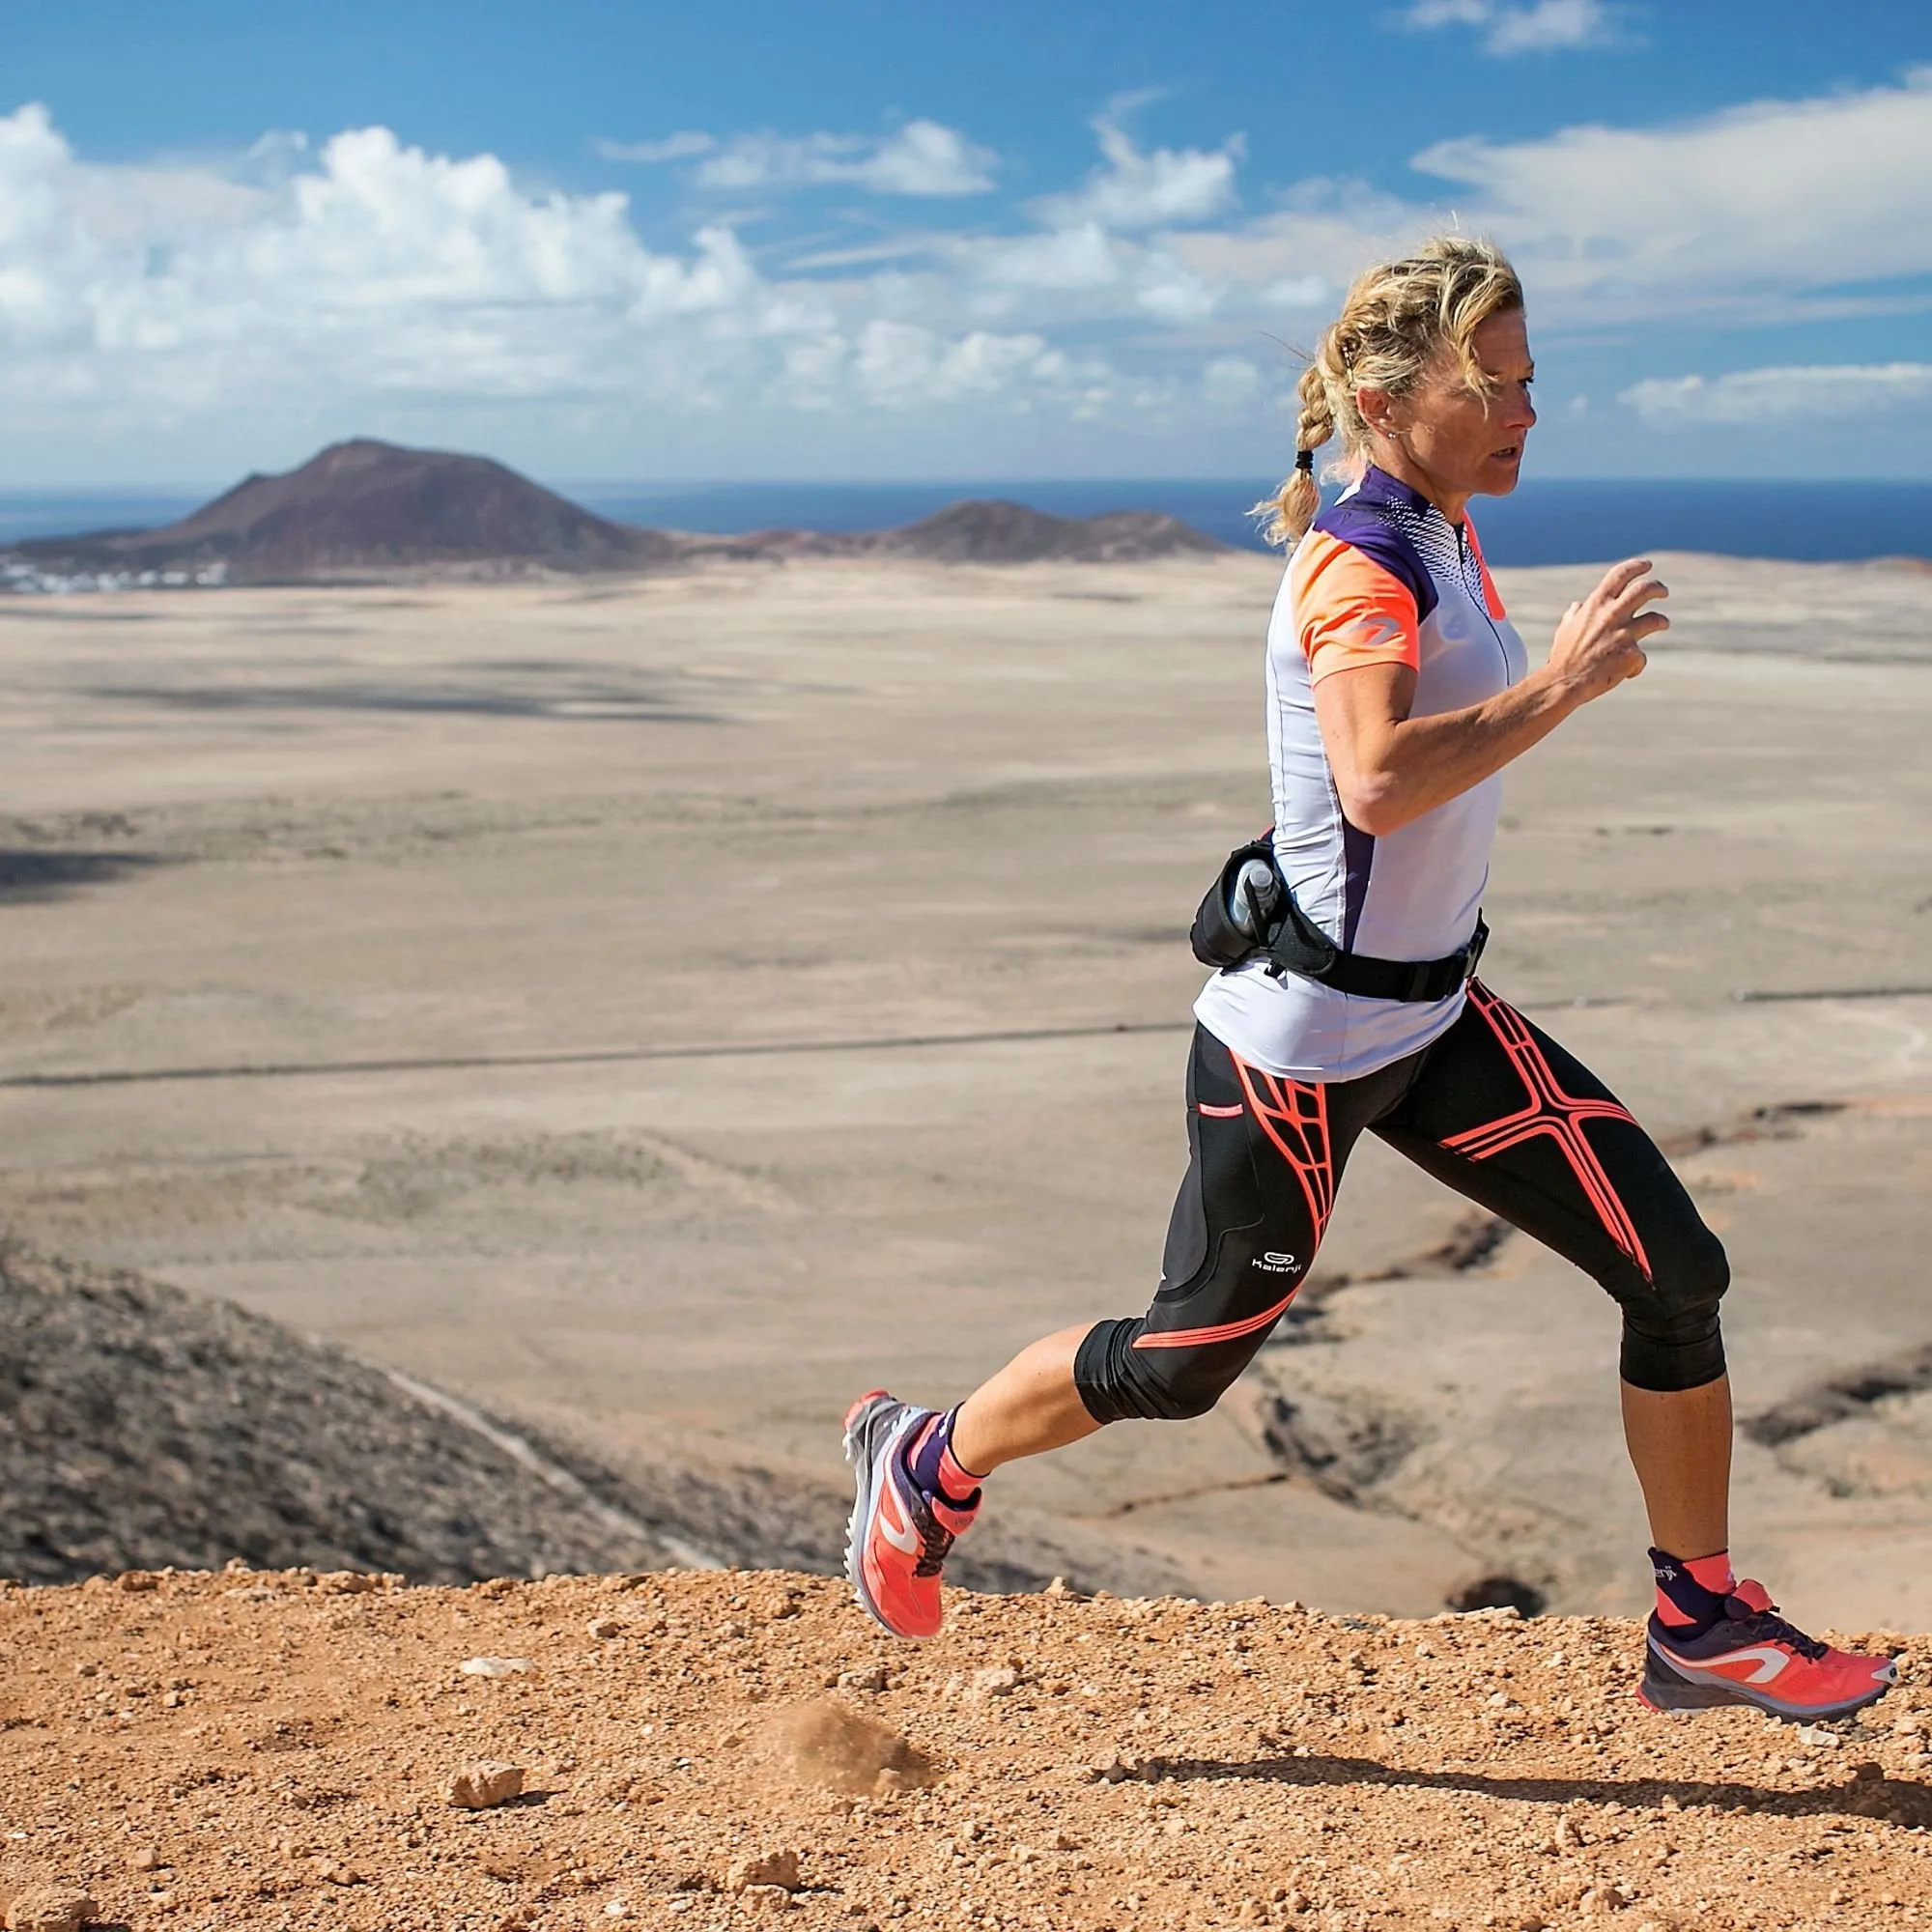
left=1292, top=529, right=1421, bottom=683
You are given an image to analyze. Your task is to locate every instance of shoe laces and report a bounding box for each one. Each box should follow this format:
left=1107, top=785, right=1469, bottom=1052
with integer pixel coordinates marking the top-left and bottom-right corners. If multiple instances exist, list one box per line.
left=1723, top=1590, right=1827, bottom=1662
left=910, top=1502, right=956, bottom=1580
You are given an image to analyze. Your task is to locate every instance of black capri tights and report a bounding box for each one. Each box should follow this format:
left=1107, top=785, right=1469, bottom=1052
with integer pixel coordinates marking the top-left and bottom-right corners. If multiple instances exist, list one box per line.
left=1075, top=982, right=1729, bottom=1425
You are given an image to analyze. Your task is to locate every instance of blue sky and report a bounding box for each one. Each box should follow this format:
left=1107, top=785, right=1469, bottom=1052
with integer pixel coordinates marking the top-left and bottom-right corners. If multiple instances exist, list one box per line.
left=4, top=0, right=1929, bottom=484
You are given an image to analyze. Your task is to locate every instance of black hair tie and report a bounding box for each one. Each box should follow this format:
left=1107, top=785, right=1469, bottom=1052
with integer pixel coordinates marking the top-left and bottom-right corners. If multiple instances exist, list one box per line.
left=1293, top=449, right=1315, bottom=474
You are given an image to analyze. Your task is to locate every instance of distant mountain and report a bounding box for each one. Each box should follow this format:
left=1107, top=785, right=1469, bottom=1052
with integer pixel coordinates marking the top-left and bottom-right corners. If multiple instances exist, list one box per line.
left=751, top=497, right=1228, bottom=565
left=3, top=440, right=1229, bottom=586
left=8, top=440, right=686, bottom=585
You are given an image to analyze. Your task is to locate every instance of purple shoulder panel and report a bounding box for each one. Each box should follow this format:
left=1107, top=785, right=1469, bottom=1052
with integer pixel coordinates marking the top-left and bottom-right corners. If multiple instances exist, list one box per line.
left=1308, top=497, right=1438, bottom=622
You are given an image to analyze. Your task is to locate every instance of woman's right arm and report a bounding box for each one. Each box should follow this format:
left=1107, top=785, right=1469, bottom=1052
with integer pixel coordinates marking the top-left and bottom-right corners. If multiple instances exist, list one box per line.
left=1313, top=556, right=1669, bottom=838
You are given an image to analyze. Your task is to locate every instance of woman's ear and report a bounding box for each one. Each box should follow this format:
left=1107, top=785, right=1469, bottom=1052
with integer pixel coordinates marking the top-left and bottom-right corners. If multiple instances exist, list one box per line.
left=1356, top=384, right=1397, bottom=440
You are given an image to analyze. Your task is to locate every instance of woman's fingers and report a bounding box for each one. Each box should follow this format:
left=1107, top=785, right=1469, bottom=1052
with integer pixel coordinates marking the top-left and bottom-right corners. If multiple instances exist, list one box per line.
left=1592, top=557, right=1656, bottom=606
left=1606, top=577, right=1669, bottom=626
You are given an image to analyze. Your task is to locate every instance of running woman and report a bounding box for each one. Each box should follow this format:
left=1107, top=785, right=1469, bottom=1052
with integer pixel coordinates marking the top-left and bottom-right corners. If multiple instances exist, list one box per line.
left=844, top=236, right=1895, bottom=1724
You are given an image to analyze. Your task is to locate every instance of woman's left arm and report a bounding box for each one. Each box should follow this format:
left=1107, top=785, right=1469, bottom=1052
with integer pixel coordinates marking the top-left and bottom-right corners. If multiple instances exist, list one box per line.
left=1314, top=555, right=1666, bottom=837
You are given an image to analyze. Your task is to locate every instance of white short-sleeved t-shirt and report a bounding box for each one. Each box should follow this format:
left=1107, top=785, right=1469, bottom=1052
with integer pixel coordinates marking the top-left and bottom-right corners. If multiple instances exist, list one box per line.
left=1193, top=467, right=1527, bottom=1083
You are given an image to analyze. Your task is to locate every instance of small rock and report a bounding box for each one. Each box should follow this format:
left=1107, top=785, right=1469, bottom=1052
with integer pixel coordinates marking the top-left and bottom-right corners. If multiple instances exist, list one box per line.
left=725, top=1852, right=802, bottom=1894
left=128, top=1847, right=164, bottom=1872
left=838, top=1663, right=890, bottom=1693
left=1796, top=1723, right=1842, bottom=1748
left=317, top=1571, right=381, bottom=1595
left=4, top=1889, right=98, bottom=1932
left=445, top=1761, right=526, bottom=1809
left=967, top=1665, right=1020, bottom=1700
left=116, top=1571, right=157, bottom=1593
left=1579, top=1879, right=1635, bottom=1913
left=586, top=1616, right=624, bottom=1639
left=459, top=1656, right=533, bottom=1678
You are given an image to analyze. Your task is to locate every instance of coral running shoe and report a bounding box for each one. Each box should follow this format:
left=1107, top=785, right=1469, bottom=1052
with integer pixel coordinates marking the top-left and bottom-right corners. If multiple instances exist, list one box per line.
left=842, top=1391, right=979, bottom=1640
left=1638, top=1579, right=1897, bottom=1722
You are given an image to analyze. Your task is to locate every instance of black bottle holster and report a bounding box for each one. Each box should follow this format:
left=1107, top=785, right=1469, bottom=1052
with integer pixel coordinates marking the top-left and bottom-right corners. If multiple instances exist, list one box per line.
left=1189, top=836, right=1487, bottom=1005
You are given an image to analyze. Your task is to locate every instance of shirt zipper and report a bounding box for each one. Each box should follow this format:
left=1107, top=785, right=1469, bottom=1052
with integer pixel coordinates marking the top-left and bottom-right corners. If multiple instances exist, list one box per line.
left=1458, top=522, right=1516, bottom=683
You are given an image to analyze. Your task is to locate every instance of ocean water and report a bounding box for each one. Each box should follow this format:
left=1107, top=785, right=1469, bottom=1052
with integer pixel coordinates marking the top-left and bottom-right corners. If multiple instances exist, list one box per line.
left=2, top=477, right=1928, bottom=567
left=572, top=478, right=1932, bottom=565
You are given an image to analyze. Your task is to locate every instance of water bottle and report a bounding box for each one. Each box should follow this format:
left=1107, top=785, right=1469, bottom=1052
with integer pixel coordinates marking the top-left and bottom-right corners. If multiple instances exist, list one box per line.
left=1227, top=858, right=1283, bottom=939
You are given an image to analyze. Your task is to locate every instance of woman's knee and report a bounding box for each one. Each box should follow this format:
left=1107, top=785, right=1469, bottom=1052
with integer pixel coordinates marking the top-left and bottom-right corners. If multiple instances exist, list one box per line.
left=1073, top=1317, right=1250, bottom=1424
left=1617, top=1228, right=1730, bottom=1393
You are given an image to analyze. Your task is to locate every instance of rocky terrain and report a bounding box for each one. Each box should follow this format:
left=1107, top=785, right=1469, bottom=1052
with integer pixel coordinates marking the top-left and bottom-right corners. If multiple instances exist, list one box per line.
left=0, top=1243, right=1164, bottom=1601
left=3, top=1566, right=1931, bottom=1931
left=0, top=440, right=1226, bottom=587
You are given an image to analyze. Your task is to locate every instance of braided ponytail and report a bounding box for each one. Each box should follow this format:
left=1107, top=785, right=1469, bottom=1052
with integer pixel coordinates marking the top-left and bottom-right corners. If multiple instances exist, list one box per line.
left=1251, top=234, right=1523, bottom=550
left=1255, top=354, right=1342, bottom=548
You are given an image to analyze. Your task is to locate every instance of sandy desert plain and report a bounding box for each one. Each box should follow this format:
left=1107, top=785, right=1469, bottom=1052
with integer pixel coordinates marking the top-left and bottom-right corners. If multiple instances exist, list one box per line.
left=0, top=542, right=1927, bottom=1634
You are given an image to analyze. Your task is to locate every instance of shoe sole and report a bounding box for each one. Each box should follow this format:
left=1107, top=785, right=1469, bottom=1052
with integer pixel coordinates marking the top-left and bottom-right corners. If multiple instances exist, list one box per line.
left=1637, top=1646, right=1897, bottom=1723
left=841, top=1391, right=930, bottom=1641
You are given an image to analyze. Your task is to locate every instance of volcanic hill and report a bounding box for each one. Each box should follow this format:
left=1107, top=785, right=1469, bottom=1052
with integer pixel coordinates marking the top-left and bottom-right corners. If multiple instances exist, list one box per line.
left=6, top=440, right=684, bottom=585
left=3, top=440, right=1228, bottom=584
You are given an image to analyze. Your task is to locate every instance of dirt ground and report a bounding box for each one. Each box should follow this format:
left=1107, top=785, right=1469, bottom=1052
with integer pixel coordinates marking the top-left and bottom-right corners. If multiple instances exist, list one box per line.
left=4, top=1566, right=1932, bottom=1932
left=0, top=552, right=1926, bottom=1623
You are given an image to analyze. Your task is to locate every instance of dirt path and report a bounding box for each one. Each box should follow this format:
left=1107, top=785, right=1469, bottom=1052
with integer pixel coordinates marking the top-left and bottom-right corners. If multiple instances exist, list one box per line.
left=3, top=1567, right=1929, bottom=1932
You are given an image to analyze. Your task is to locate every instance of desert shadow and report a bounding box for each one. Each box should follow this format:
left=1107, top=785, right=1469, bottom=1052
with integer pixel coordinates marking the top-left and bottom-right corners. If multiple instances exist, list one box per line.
left=1147, top=1747, right=1929, bottom=1824
left=0, top=849, right=167, bottom=903
left=89, top=677, right=724, bottom=724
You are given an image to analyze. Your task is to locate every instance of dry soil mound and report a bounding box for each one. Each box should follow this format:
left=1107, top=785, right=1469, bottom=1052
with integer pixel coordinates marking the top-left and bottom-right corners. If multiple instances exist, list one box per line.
left=0, top=1568, right=1927, bottom=1931
left=0, top=1242, right=688, bottom=1584
left=0, top=1246, right=1162, bottom=1601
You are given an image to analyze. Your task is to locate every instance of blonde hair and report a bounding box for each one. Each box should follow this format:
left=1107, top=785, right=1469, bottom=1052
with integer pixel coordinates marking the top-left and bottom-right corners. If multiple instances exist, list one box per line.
left=1254, top=235, right=1524, bottom=548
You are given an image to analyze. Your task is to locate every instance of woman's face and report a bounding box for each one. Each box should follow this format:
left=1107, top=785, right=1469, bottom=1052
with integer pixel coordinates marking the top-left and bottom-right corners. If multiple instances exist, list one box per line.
left=1369, top=306, right=1537, bottom=501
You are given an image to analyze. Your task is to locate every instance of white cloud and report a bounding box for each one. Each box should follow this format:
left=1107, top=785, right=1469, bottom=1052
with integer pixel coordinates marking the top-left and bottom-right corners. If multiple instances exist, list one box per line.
left=1202, top=355, right=1264, bottom=409
left=1032, top=118, right=1241, bottom=232
left=1262, top=274, right=1330, bottom=309
left=663, top=119, right=996, bottom=196
left=1171, top=70, right=1932, bottom=332
left=1410, top=69, right=1932, bottom=324
left=1401, top=0, right=1624, bottom=55
left=1622, top=362, right=1932, bottom=423
left=0, top=105, right=1061, bottom=438
left=594, top=131, right=716, bottom=164
left=975, top=222, right=1120, bottom=292
left=9, top=74, right=1932, bottom=475
left=852, top=321, right=1053, bottom=405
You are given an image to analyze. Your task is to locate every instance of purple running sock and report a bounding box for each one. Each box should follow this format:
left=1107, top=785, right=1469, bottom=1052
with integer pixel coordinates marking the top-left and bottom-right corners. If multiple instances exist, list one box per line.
left=906, top=1408, right=984, bottom=1509
left=1650, top=1546, right=1733, bottom=1630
